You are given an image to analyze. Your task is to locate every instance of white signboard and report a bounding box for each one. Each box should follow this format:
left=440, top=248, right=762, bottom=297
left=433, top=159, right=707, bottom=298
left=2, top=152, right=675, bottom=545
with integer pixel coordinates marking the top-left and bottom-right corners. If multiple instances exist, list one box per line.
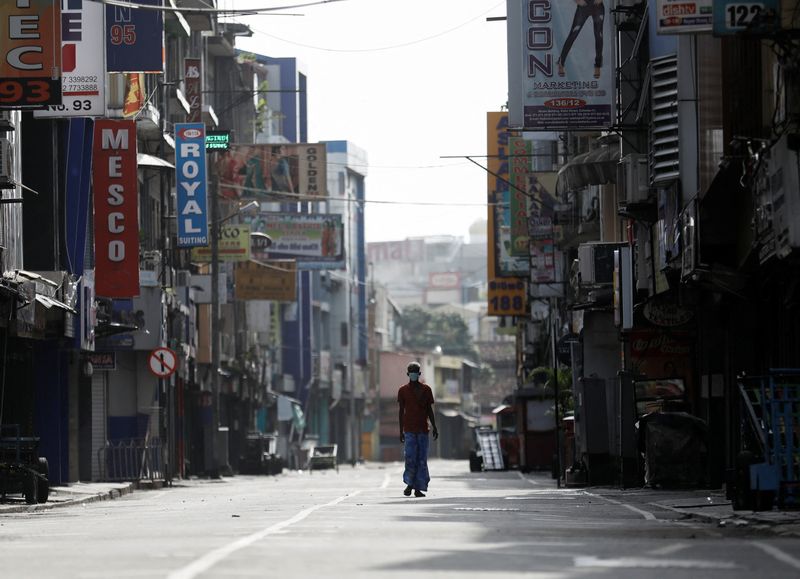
left=506, top=0, right=615, bottom=130
left=656, top=0, right=714, bottom=34
left=34, top=0, right=106, bottom=118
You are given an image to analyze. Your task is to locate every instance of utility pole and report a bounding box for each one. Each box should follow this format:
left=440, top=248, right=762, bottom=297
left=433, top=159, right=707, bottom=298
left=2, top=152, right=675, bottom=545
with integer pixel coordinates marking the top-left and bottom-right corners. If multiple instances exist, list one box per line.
left=210, top=153, right=221, bottom=477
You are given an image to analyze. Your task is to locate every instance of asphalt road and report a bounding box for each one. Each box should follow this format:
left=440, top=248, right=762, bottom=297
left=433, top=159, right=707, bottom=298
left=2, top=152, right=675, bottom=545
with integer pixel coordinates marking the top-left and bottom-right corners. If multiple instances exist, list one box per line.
left=1, top=460, right=800, bottom=578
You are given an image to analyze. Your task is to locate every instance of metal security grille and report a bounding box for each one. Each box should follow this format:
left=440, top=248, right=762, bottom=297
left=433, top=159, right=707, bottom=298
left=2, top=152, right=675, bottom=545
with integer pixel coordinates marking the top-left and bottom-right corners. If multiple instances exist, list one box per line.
left=649, top=55, right=680, bottom=184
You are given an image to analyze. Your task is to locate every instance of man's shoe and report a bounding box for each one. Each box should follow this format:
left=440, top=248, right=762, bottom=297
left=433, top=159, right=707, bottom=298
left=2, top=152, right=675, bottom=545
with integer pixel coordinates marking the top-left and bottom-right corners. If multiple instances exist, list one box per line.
left=414, top=490, right=425, bottom=498
left=403, top=485, right=412, bottom=496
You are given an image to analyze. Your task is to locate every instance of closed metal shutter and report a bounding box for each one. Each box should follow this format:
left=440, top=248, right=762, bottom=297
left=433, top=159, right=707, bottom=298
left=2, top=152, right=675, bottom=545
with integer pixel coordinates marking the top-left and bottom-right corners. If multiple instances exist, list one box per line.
left=650, top=55, right=680, bottom=184
left=90, top=372, right=107, bottom=481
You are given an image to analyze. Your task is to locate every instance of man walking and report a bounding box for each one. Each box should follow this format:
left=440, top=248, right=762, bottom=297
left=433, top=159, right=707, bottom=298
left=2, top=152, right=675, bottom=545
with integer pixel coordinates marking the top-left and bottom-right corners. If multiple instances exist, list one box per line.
left=398, top=361, right=438, bottom=497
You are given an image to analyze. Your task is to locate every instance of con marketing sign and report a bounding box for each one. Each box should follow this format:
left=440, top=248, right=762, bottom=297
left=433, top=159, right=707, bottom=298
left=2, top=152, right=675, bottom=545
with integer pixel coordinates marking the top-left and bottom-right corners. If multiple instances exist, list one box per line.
left=175, top=123, right=209, bottom=248
left=92, top=119, right=139, bottom=297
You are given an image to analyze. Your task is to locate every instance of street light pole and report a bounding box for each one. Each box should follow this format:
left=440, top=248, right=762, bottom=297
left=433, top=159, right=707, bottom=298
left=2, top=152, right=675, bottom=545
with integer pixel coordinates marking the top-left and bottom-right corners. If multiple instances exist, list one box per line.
left=210, top=152, right=221, bottom=477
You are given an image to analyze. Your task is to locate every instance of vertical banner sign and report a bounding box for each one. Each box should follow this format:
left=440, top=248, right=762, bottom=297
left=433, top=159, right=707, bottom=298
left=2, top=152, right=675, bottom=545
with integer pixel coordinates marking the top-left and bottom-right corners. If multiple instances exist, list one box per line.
left=184, top=57, right=201, bottom=122
left=506, top=0, right=614, bottom=130
left=106, top=0, right=164, bottom=73
left=487, top=112, right=527, bottom=317
left=528, top=172, right=559, bottom=284
left=35, top=0, right=105, bottom=118
left=509, top=137, right=532, bottom=256
left=93, top=120, right=140, bottom=298
left=175, top=123, right=209, bottom=248
left=0, top=0, right=62, bottom=107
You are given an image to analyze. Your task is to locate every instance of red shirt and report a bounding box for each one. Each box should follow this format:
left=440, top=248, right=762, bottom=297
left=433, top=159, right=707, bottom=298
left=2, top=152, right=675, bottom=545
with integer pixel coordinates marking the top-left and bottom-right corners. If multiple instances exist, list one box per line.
left=397, top=382, right=435, bottom=434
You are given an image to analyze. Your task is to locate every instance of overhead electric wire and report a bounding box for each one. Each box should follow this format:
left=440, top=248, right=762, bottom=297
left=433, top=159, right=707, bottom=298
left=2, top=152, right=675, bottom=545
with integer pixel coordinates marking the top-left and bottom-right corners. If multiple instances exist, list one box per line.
left=217, top=180, right=506, bottom=207
left=240, top=1, right=505, bottom=53
left=88, top=0, right=345, bottom=16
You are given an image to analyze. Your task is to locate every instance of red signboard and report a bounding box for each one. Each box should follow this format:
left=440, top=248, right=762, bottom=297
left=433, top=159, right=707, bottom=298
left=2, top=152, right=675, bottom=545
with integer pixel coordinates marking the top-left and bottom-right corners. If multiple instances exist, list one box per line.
left=184, top=58, right=201, bottom=122
left=0, top=0, right=62, bottom=107
left=93, top=120, right=139, bottom=297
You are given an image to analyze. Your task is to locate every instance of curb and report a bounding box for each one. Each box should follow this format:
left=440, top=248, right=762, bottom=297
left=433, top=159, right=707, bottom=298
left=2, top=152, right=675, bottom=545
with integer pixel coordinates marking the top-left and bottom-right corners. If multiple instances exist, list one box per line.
left=0, top=483, right=135, bottom=515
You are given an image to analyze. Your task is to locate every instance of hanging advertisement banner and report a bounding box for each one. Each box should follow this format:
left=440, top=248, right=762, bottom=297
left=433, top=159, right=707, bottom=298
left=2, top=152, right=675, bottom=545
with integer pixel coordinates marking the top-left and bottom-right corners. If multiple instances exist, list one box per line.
left=656, top=0, right=713, bottom=33
left=506, top=0, right=614, bottom=130
left=244, top=212, right=344, bottom=269
left=184, top=57, right=202, bottom=123
left=217, top=143, right=327, bottom=200
left=235, top=260, right=297, bottom=302
left=528, top=172, right=559, bottom=286
left=509, top=137, right=532, bottom=256
left=93, top=120, right=139, bottom=298
left=190, top=224, right=252, bottom=262
left=175, top=123, right=209, bottom=248
left=0, top=0, right=62, bottom=107
left=35, top=0, right=105, bottom=118
left=105, top=0, right=164, bottom=73
left=122, top=73, right=144, bottom=117
left=487, top=112, right=527, bottom=317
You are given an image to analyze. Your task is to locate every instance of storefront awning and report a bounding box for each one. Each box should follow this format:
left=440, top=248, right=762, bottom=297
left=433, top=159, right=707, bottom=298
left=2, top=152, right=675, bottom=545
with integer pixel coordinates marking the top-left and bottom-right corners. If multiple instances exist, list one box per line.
left=137, top=153, right=175, bottom=170
left=35, top=294, right=77, bottom=315
left=556, top=146, right=621, bottom=195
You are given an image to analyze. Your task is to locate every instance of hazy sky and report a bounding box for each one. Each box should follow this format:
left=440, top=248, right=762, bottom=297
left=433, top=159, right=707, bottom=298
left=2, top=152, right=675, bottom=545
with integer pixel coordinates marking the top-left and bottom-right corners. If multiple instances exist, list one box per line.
left=234, top=0, right=508, bottom=243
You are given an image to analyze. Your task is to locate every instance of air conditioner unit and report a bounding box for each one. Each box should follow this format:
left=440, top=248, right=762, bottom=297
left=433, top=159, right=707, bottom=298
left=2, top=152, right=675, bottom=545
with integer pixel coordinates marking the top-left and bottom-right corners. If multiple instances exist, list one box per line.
left=0, top=111, right=16, bottom=131
left=0, top=138, right=15, bottom=188
left=578, top=242, right=625, bottom=286
left=618, top=154, right=649, bottom=204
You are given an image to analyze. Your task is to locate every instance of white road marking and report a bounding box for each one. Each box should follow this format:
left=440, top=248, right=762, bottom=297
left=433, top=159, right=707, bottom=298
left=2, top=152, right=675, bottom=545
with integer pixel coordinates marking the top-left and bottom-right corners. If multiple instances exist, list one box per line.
left=166, top=491, right=361, bottom=579
left=575, top=555, right=738, bottom=569
left=583, top=491, right=657, bottom=521
left=648, top=542, right=691, bottom=556
left=380, top=472, right=391, bottom=489
left=517, top=472, right=548, bottom=485
left=751, top=541, right=800, bottom=571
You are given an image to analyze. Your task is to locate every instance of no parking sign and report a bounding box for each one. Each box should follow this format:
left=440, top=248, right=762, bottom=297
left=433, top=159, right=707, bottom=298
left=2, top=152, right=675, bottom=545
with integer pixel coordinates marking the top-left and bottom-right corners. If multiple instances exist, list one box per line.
left=149, top=347, right=177, bottom=378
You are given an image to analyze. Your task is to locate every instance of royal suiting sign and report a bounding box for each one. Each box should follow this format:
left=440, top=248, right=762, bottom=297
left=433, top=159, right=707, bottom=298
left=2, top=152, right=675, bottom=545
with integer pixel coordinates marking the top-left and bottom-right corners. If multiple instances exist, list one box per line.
left=93, top=120, right=139, bottom=297
left=175, top=123, right=209, bottom=248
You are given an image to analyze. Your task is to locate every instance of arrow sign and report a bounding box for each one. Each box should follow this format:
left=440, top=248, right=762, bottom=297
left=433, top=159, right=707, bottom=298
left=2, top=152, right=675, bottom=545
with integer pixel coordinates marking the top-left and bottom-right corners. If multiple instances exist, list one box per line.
left=149, top=347, right=177, bottom=378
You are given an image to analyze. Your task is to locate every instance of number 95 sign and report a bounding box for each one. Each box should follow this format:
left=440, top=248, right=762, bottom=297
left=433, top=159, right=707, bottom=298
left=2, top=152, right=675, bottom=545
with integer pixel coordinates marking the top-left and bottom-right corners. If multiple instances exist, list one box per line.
left=713, top=0, right=778, bottom=35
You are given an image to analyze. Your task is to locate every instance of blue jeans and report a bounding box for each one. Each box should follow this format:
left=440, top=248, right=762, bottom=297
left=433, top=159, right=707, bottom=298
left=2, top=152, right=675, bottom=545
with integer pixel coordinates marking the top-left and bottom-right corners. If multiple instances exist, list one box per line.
left=403, top=433, right=430, bottom=491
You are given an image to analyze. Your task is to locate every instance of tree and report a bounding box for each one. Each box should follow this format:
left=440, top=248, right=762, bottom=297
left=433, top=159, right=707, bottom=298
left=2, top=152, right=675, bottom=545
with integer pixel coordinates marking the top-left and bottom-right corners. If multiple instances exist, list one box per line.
left=401, top=306, right=478, bottom=359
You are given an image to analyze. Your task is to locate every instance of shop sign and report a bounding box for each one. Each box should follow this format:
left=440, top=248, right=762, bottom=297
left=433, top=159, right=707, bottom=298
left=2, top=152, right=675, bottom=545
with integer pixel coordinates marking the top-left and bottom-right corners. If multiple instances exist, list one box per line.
left=190, top=224, right=251, bottom=262
left=234, top=260, right=297, bottom=302
left=184, top=57, right=201, bottom=122
left=0, top=0, right=62, bottom=107
left=175, top=123, right=209, bottom=248
left=656, top=0, right=713, bottom=34
left=87, top=352, right=115, bottom=370
left=34, top=0, right=105, bottom=117
left=105, top=0, right=163, bottom=73
left=643, top=299, right=694, bottom=327
left=93, top=120, right=139, bottom=297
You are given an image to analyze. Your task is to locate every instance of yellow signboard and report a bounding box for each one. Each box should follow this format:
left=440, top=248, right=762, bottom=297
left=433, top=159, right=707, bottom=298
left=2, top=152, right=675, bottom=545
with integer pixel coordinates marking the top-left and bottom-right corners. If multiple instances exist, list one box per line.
left=191, top=224, right=251, bottom=262
left=234, top=260, right=297, bottom=302
left=487, top=112, right=527, bottom=317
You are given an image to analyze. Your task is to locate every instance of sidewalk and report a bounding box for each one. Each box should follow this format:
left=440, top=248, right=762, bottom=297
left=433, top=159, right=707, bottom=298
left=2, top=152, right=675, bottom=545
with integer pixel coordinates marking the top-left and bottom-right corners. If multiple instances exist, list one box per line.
left=584, top=485, right=800, bottom=537
left=0, top=480, right=139, bottom=514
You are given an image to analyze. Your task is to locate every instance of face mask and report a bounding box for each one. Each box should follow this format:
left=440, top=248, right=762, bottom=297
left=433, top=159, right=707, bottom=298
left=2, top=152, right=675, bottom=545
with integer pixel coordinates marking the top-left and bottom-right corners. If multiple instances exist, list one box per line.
left=408, top=372, right=420, bottom=382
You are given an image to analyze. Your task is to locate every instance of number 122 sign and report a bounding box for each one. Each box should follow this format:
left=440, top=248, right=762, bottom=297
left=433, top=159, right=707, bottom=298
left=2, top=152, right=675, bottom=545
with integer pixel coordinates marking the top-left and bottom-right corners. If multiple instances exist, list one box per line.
left=713, top=0, right=779, bottom=35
